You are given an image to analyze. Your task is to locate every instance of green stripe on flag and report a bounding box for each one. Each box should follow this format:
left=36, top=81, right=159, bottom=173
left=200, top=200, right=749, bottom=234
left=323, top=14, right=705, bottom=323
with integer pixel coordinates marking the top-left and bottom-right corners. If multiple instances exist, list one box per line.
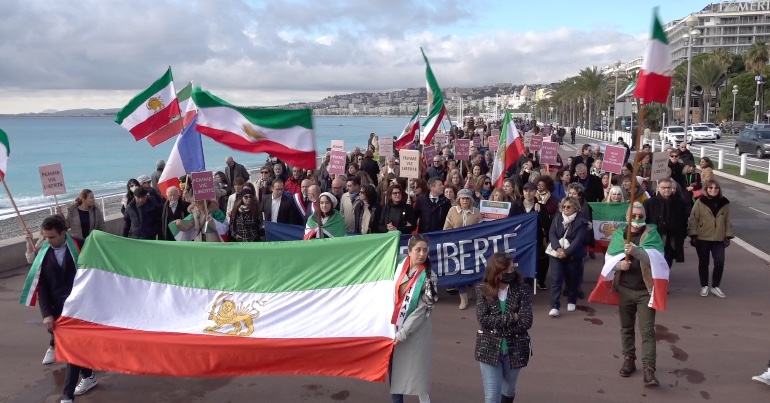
left=0, top=128, right=9, bottom=156
left=78, top=231, right=400, bottom=293
left=606, top=224, right=664, bottom=256
left=177, top=81, right=192, bottom=101
left=114, top=67, right=174, bottom=124
left=651, top=8, right=669, bottom=45
left=192, top=88, right=313, bottom=129
left=421, top=48, right=445, bottom=117
left=589, top=202, right=629, bottom=221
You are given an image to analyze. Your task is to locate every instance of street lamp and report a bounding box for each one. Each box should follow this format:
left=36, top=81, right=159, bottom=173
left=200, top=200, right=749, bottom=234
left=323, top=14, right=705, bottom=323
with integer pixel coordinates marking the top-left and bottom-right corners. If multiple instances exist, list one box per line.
left=755, top=75, right=764, bottom=124
left=549, top=106, right=554, bottom=123
left=683, top=15, right=701, bottom=132
left=732, top=85, right=739, bottom=122
left=613, top=60, right=622, bottom=132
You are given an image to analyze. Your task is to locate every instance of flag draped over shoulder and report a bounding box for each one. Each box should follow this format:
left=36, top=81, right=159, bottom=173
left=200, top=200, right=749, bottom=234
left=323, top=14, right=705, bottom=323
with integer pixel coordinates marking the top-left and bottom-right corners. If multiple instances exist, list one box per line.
left=633, top=8, right=672, bottom=104
left=587, top=202, right=629, bottom=253
left=115, top=67, right=182, bottom=142
left=588, top=225, right=670, bottom=311
left=0, top=128, right=9, bottom=180
left=304, top=212, right=346, bottom=239
left=167, top=208, right=227, bottom=241
left=55, top=230, right=399, bottom=381
left=420, top=48, right=446, bottom=146
left=192, top=88, right=317, bottom=169
left=20, top=234, right=80, bottom=306
left=157, top=115, right=206, bottom=196
left=490, top=110, right=525, bottom=187
left=396, top=108, right=420, bottom=150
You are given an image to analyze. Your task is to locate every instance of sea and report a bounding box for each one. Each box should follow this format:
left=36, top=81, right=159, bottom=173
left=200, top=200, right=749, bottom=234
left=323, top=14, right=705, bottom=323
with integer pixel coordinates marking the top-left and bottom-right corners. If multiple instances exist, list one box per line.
left=0, top=116, right=409, bottom=218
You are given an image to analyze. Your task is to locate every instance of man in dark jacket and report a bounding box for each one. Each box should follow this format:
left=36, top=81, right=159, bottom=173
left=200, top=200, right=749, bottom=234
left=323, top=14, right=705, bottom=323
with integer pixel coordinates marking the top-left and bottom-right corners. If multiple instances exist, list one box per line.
left=360, top=151, right=381, bottom=184
left=414, top=177, right=451, bottom=233
left=570, top=144, right=595, bottom=175
left=677, top=143, right=695, bottom=166
left=571, top=164, right=604, bottom=203
left=159, top=186, right=190, bottom=241
left=25, top=215, right=98, bottom=401
left=260, top=179, right=303, bottom=225
left=643, top=178, right=687, bottom=268
left=225, top=156, right=250, bottom=184
left=122, top=187, right=161, bottom=239
left=426, top=155, right=447, bottom=181
left=137, top=174, right=164, bottom=206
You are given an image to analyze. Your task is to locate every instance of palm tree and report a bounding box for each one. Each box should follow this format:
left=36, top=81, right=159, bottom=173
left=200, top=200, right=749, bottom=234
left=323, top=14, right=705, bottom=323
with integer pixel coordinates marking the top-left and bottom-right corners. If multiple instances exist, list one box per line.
left=710, top=48, right=734, bottom=76
left=743, top=41, right=769, bottom=75
left=574, top=67, right=609, bottom=130
left=690, top=58, right=724, bottom=122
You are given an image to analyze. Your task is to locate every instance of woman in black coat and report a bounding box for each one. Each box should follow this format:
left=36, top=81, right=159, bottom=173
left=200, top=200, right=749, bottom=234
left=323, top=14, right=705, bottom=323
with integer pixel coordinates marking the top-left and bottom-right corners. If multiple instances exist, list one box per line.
left=547, top=196, right=589, bottom=317
left=379, top=184, right=415, bottom=234
left=354, top=184, right=382, bottom=234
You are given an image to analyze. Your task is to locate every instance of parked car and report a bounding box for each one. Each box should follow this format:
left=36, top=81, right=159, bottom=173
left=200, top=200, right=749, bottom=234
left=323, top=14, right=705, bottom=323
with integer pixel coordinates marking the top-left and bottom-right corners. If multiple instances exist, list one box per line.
left=660, top=126, right=691, bottom=144
left=721, top=121, right=745, bottom=134
left=700, top=122, right=721, bottom=139
left=735, top=128, right=770, bottom=158
left=687, top=125, right=717, bottom=143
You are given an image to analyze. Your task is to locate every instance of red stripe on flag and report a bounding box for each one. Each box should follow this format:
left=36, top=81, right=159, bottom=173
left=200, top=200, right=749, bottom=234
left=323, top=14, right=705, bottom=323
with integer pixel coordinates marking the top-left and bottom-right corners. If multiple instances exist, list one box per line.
left=181, top=110, right=197, bottom=128
left=146, top=118, right=184, bottom=147
left=157, top=178, right=181, bottom=199
left=128, top=101, right=182, bottom=141
left=55, top=317, right=392, bottom=382
left=422, top=108, right=445, bottom=146
left=651, top=278, right=669, bottom=312
left=634, top=72, right=672, bottom=105
left=196, top=126, right=316, bottom=169
left=588, top=275, right=619, bottom=306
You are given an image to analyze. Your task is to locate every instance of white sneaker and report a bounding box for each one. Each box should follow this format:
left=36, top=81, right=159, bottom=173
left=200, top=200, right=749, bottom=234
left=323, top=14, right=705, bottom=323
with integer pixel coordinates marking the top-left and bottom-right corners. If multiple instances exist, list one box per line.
left=752, top=369, right=770, bottom=386
left=60, top=399, right=73, bottom=403
left=699, top=287, right=709, bottom=297
left=710, top=287, right=726, bottom=298
left=74, top=375, right=97, bottom=396
left=42, top=347, right=55, bottom=365
left=548, top=308, right=560, bottom=317
left=567, top=303, right=576, bottom=312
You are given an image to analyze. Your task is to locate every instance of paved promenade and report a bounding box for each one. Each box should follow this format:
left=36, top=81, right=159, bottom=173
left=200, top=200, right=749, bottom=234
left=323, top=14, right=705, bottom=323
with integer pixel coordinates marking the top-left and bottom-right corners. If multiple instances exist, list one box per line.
left=1, top=238, right=769, bottom=402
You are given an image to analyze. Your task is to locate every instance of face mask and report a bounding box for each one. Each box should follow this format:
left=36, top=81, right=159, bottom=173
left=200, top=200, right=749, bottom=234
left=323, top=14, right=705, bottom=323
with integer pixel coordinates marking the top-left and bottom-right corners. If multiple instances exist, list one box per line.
left=481, top=189, right=491, bottom=198
left=129, top=185, right=138, bottom=192
left=501, top=272, right=517, bottom=284
left=631, top=219, right=645, bottom=228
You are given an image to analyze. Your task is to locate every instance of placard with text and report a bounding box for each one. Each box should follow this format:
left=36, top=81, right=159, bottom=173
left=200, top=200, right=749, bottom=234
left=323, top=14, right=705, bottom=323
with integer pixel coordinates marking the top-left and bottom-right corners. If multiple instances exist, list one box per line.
left=328, top=150, right=347, bottom=175
left=530, top=135, right=543, bottom=152
left=379, top=137, right=394, bottom=158
left=399, top=149, right=421, bottom=179
left=423, top=144, right=437, bottom=163
left=331, top=140, right=345, bottom=152
left=39, top=163, right=66, bottom=196
left=191, top=171, right=217, bottom=201
left=539, top=142, right=560, bottom=165
left=650, top=151, right=669, bottom=181
left=602, top=145, right=627, bottom=174
left=488, top=135, right=500, bottom=152
left=454, top=139, right=471, bottom=159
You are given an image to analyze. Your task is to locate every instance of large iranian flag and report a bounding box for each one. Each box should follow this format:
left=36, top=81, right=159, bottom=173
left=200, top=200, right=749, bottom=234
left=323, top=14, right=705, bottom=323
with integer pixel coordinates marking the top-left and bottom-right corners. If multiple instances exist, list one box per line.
left=420, top=48, right=446, bottom=146
left=396, top=107, right=420, bottom=150
left=633, top=9, right=672, bottom=104
left=491, top=110, right=525, bottom=187
left=0, top=128, right=9, bottom=180
left=177, top=81, right=197, bottom=127
left=192, top=88, right=317, bottom=169
left=115, top=67, right=182, bottom=141
left=55, top=230, right=399, bottom=381
left=588, top=225, right=670, bottom=311
left=587, top=202, right=629, bottom=253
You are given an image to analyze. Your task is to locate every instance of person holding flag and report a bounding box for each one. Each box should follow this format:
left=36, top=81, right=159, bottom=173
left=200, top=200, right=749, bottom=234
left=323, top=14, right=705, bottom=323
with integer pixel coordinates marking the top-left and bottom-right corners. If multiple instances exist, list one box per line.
left=491, top=110, right=525, bottom=189
left=588, top=202, right=669, bottom=388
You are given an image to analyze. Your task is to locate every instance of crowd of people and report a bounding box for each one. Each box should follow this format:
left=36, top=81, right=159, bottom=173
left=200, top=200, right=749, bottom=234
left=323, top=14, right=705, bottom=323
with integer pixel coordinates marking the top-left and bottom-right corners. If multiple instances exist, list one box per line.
left=22, top=116, right=769, bottom=402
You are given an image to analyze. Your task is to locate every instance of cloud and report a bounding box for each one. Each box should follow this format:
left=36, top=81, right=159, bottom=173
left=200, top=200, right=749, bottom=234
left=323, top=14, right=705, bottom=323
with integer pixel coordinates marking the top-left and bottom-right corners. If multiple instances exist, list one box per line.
left=0, top=0, right=645, bottom=113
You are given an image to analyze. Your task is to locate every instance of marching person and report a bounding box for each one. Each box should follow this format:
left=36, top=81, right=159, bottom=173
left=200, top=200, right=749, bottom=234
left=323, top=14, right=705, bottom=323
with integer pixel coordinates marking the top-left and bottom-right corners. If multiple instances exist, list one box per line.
left=24, top=215, right=98, bottom=402
left=159, top=186, right=190, bottom=241
left=229, top=187, right=264, bottom=242
left=643, top=178, right=687, bottom=269
left=444, top=188, right=483, bottom=310
left=390, top=235, right=437, bottom=403
left=64, top=189, right=105, bottom=239
left=379, top=184, right=416, bottom=234
left=475, top=252, right=533, bottom=403
left=547, top=196, right=588, bottom=317
left=688, top=179, right=733, bottom=298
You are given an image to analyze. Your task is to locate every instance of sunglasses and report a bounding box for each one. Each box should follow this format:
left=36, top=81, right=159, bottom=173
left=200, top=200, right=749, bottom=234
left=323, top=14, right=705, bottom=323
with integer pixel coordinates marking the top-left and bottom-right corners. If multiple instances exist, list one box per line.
left=242, top=195, right=253, bottom=199
left=562, top=205, right=574, bottom=210
left=261, top=171, right=269, bottom=174
left=484, top=182, right=491, bottom=185
left=631, top=214, right=644, bottom=219
left=708, top=186, right=720, bottom=190
left=391, top=191, right=402, bottom=195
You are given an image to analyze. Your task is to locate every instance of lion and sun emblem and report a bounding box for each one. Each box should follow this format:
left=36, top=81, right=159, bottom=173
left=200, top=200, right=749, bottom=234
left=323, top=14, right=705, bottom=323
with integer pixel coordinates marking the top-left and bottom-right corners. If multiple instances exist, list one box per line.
left=203, top=292, right=267, bottom=337
left=146, top=96, right=165, bottom=113
left=242, top=124, right=268, bottom=141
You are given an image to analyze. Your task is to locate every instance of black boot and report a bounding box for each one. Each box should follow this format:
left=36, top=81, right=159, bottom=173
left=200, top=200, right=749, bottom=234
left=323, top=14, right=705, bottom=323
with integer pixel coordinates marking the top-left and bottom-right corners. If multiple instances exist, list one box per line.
left=501, top=394, right=514, bottom=403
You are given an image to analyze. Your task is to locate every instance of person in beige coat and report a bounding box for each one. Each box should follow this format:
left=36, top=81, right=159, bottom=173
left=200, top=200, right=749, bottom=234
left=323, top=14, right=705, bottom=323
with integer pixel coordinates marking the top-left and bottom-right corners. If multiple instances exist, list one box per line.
left=688, top=178, right=733, bottom=299
left=64, top=189, right=105, bottom=239
left=444, top=188, right=483, bottom=310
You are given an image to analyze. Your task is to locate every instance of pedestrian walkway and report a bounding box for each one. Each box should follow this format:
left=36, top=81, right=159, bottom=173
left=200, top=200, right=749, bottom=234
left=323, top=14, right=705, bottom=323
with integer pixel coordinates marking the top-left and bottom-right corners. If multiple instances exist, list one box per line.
left=1, top=239, right=769, bottom=402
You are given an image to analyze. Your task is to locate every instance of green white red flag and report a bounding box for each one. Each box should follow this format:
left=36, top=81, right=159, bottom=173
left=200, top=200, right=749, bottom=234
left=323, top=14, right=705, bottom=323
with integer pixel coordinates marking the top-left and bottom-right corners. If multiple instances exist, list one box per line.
left=0, top=128, right=9, bottom=180
left=587, top=202, right=629, bottom=253
left=396, top=107, right=420, bottom=150
left=491, top=110, right=525, bottom=187
left=114, top=67, right=182, bottom=143
left=55, top=230, right=399, bottom=380
left=616, top=80, right=637, bottom=101
left=420, top=48, right=446, bottom=145
left=192, top=88, right=317, bottom=169
left=177, top=81, right=197, bottom=127
left=633, top=8, right=672, bottom=104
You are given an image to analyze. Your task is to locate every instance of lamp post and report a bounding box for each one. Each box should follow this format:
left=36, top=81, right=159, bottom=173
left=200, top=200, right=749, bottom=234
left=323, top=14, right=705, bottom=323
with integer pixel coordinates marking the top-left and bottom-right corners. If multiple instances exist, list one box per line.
left=549, top=106, right=554, bottom=124
left=683, top=15, right=701, bottom=132
left=755, top=75, right=764, bottom=124
left=732, top=85, right=739, bottom=122
left=613, top=60, right=621, bottom=132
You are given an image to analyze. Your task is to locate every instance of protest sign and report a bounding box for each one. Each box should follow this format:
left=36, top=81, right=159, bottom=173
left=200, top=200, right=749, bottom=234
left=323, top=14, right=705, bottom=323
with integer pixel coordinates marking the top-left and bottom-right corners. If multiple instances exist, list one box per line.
left=602, top=145, right=627, bottom=174
left=530, top=135, right=543, bottom=151
left=423, top=144, right=438, bottom=164
left=433, top=133, right=446, bottom=146
left=265, top=214, right=538, bottom=286
left=541, top=126, right=552, bottom=136
left=399, top=149, right=420, bottom=179
left=479, top=200, right=511, bottom=221
left=454, top=139, right=471, bottom=159
left=650, top=151, right=669, bottom=181
left=190, top=171, right=217, bottom=201
left=472, top=136, right=481, bottom=147
left=488, top=135, right=500, bottom=152
left=39, top=163, right=66, bottom=197
left=328, top=150, right=347, bottom=175
left=540, top=142, right=560, bottom=165
left=378, top=137, right=394, bottom=158
left=331, top=140, right=345, bottom=152
left=523, top=132, right=533, bottom=148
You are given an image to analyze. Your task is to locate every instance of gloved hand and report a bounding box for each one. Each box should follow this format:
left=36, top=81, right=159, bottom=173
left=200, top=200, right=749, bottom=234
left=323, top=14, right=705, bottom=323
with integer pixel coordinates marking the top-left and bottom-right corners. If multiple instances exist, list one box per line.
left=724, top=238, right=731, bottom=247
left=690, top=237, right=698, bottom=247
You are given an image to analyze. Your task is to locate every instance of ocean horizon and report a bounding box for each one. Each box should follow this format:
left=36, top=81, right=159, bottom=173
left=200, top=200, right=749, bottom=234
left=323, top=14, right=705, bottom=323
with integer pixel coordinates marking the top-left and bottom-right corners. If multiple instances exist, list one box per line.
left=0, top=116, right=416, bottom=217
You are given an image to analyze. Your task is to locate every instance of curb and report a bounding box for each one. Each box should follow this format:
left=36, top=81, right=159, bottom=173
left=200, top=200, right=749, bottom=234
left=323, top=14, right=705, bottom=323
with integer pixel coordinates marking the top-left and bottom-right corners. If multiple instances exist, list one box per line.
left=733, top=237, right=770, bottom=266
left=709, top=168, right=770, bottom=191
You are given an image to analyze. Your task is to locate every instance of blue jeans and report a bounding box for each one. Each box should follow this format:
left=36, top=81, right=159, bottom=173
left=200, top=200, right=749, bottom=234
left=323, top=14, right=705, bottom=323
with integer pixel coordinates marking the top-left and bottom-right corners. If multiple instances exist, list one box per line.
left=550, top=257, right=581, bottom=309
left=480, top=355, right=521, bottom=403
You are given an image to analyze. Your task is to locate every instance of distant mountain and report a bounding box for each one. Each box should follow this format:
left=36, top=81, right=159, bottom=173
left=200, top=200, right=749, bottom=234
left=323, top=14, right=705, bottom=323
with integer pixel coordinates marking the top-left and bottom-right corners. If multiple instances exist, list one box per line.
left=1, top=108, right=121, bottom=117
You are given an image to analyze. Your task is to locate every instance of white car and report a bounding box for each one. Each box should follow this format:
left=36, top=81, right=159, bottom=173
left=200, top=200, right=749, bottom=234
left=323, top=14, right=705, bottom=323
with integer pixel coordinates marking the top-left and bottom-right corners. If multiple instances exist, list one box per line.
left=660, top=126, right=691, bottom=143
left=700, top=122, right=722, bottom=139
left=688, top=125, right=717, bottom=143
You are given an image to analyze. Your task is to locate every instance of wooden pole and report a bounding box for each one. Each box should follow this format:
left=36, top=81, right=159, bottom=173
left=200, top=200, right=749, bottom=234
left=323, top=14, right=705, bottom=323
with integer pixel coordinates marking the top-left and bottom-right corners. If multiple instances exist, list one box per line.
left=1, top=178, right=36, bottom=251
left=625, top=102, right=646, bottom=257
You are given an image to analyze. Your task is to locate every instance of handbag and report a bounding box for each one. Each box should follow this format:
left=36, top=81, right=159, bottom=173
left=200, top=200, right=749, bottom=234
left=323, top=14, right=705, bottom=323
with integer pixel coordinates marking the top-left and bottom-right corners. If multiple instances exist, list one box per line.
left=692, top=188, right=702, bottom=198
left=545, top=235, right=571, bottom=257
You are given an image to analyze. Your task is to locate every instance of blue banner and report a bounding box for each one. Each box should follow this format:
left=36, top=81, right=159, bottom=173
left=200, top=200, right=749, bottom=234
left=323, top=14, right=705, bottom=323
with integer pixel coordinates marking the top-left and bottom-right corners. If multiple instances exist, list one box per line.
left=265, top=214, right=538, bottom=288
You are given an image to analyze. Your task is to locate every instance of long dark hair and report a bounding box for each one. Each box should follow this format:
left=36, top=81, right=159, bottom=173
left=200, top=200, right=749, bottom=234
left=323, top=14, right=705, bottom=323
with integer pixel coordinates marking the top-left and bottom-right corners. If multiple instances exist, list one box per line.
left=125, top=179, right=140, bottom=203
left=407, top=234, right=435, bottom=298
left=482, top=252, right=520, bottom=300
left=361, top=184, right=378, bottom=210
left=386, top=184, right=405, bottom=205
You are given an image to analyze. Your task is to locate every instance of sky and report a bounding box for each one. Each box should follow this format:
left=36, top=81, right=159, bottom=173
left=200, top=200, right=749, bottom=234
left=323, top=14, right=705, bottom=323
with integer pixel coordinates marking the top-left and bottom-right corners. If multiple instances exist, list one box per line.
left=0, top=0, right=710, bottom=113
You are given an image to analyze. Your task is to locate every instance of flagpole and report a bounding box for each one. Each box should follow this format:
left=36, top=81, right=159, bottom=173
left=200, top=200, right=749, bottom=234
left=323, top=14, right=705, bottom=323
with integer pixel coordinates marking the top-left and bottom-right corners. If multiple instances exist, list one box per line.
left=624, top=101, right=646, bottom=255
left=1, top=178, right=37, bottom=251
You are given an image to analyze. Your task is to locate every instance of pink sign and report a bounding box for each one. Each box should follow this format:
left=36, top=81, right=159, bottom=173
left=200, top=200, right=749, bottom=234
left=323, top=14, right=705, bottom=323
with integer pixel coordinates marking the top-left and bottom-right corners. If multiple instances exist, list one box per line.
left=379, top=137, right=394, bottom=158
left=39, top=163, right=66, bottom=196
left=602, top=145, right=627, bottom=174
left=191, top=171, right=217, bottom=201
left=488, top=135, right=500, bottom=152
left=540, top=142, right=559, bottom=165
left=472, top=136, right=481, bottom=147
left=454, top=139, right=471, bottom=159
left=530, top=135, right=544, bottom=151
left=327, top=150, right=347, bottom=175
left=423, top=144, right=437, bottom=163
left=541, top=126, right=552, bottom=136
